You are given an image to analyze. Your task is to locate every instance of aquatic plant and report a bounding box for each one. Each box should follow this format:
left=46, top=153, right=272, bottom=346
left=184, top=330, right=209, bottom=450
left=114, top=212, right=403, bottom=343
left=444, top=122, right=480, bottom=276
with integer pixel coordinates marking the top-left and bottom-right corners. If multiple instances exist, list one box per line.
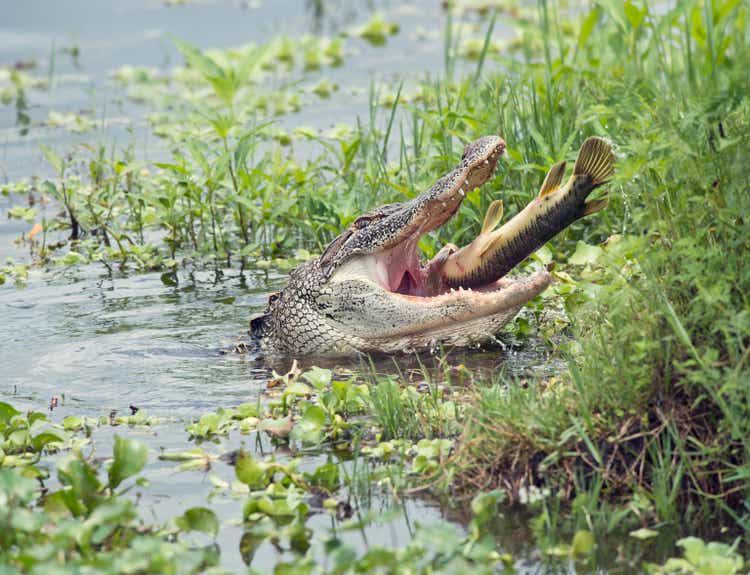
left=0, top=423, right=221, bottom=573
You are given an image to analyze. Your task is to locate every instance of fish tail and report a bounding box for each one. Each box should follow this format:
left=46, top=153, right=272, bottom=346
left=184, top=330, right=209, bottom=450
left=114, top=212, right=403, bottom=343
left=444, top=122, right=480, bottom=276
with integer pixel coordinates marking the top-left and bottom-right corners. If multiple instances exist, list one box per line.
left=573, top=136, right=615, bottom=186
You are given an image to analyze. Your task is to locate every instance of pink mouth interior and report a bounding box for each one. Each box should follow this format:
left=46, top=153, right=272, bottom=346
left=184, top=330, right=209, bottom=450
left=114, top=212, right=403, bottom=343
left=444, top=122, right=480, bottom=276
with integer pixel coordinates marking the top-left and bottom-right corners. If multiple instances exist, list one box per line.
left=375, top=236, right=503, bottom=298
left=375, top=238, right=428, bottom=297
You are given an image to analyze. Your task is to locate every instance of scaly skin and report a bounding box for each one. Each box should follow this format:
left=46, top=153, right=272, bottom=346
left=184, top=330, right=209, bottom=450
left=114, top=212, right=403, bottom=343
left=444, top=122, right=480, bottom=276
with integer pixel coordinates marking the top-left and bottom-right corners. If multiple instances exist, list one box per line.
left=252, top=256, right=551, bottom=355
left=251, top=136, right=614, bottom=357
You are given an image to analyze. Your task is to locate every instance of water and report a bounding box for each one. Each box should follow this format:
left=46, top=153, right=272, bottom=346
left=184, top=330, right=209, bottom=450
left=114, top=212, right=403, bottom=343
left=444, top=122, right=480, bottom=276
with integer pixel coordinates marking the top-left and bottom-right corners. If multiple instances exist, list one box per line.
left=0, top=1, right=565, bottom=571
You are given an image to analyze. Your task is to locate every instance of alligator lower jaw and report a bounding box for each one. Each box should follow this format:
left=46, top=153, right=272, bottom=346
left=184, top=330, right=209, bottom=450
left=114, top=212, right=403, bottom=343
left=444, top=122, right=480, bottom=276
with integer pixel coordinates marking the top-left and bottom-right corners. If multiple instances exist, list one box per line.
left=386, top=269, right=552, bottom=316
left=331, top=240, right=551, bottom=324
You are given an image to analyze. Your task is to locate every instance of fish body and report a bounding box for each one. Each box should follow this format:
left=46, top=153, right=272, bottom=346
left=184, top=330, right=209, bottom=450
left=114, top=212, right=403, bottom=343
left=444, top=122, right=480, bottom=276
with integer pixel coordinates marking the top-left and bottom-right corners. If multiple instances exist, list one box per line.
left=435, top=137, right=615, bottom=290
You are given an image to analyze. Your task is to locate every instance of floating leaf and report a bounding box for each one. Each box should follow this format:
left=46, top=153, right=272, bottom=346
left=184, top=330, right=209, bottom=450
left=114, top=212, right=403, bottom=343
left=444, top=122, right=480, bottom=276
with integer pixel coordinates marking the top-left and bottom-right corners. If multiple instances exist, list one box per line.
left=176, top=507, right=219, bottom=537
left=108, top=435, right=148, bottom=489
left=353, top=13, right=399, bottom=46
left=235, top=450, right=272, bottom=489
left=62, top=415, right=84, bottom=432
left=292, top=405, right=326, bottom=445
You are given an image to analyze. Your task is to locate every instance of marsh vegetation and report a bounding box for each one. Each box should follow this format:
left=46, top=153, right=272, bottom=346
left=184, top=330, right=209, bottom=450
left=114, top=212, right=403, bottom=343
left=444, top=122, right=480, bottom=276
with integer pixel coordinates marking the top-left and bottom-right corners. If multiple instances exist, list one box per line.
left=1, top=0, right=749, bottom=572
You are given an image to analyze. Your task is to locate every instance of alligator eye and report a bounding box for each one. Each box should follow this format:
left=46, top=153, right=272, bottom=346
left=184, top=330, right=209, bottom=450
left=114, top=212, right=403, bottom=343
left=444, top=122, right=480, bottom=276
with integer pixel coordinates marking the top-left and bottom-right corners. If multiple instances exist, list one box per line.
left=268, top=292, right=280, bottom=305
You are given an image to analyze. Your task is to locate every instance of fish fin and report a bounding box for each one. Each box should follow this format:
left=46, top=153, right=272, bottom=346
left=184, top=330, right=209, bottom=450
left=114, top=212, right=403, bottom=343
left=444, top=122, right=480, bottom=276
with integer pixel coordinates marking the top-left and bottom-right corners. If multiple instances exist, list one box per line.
left=478, top=229, right=507, bottom=258
left=573, top=136, right=615, bottom=185
left=538, top=161, right=566, bottom=197
left=582, top=197, right=609, bottom=216
left=464, top=200, right=504, bottom=258
left=481, top=199, right=504, bottom=234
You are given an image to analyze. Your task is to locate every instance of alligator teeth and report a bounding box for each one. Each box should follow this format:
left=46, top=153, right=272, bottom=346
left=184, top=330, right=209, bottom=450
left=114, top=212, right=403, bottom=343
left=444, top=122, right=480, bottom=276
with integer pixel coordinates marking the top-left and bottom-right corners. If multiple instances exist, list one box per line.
left=483, top=159, right=489, bottom=165
left=458, top=188, right=465, bottom=197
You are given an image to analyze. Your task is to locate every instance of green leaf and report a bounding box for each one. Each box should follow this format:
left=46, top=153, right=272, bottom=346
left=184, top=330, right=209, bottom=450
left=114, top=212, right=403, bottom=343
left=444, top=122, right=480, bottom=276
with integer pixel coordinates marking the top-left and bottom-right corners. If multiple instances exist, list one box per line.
left=676, top=537, right=743, bottom=574
left=108, top=435, right=148, bottom=489
left=59, top=251, right=85, bottom=266
left=354, top=13, right=399, bottom=46
left=235, top=450, right=272, bottom=489
left=172, top=37, right=225, bottom=81
left=302, top=366, right=332, bottom=389
left=31, top=430, right=65, bottom=452
left=571, top=530, right=595, bottom=558
left=158, top=447, right=210, bottom=461
left=0, top=468, right=38, bottom=505
left=304, top=462, right=340, bottom=491
left=623, top=1, right=646, bottom=31
left=597, top=0, right=628, bottom=31
left=569, top=241, right=603, bottom=266
left=235, top=403, right=259, bottom=419
left=292, top=405, right=327, bottom=445
left=577, top=7, right=601, bottom=55
left=629, top=527, right=659, bottom=540
left=470, top=489, right=505, bottom=528
left=58, top=457, right=101, bottom=508
left=62, top=415, right=84, bottom=431
left=0, top=402, right=20, bottom=424
left=176, top=506, right=220, bottom=537
left=40, top=144, right=64, bottom=174
left=79, top=498, right=136, bottom=547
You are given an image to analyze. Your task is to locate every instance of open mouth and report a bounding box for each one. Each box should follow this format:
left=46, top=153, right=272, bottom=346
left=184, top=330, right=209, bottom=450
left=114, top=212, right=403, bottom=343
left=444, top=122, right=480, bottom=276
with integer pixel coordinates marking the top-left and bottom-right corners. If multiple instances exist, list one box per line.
left=363, top=223, right=549, bottom=304
left=329, top=135, right=552, bottom=311
left=326, top=134, right=616, bottom=331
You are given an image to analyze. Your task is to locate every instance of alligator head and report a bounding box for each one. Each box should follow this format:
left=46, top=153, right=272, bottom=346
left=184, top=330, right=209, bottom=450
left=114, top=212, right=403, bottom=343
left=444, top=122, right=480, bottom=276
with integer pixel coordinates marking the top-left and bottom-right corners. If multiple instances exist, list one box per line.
left=251, top=135, right=614, bottom=356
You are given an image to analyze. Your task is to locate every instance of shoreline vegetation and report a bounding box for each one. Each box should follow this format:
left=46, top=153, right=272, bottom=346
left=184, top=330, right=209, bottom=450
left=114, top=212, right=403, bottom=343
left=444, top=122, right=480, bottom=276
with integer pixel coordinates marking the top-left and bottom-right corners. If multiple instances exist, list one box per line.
left=2, top=1, right=749, bottom=573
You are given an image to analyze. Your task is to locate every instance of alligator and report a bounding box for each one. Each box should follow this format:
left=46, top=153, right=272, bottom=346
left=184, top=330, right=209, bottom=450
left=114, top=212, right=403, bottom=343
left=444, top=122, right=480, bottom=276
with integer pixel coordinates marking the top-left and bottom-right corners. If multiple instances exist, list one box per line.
left=251, top=135, right=615, bottom=356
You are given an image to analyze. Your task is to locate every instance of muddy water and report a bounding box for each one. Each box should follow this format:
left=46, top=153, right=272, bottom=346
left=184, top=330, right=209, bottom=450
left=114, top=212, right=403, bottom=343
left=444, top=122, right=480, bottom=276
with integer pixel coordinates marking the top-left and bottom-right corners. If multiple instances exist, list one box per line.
left=0, top=1, right=565, bottom=571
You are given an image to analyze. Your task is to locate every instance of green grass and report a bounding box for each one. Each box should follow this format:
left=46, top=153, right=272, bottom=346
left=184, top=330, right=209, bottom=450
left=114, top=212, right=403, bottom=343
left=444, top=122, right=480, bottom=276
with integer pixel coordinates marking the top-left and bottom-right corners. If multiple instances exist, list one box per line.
left=440, top=0, right=750, bottom=543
